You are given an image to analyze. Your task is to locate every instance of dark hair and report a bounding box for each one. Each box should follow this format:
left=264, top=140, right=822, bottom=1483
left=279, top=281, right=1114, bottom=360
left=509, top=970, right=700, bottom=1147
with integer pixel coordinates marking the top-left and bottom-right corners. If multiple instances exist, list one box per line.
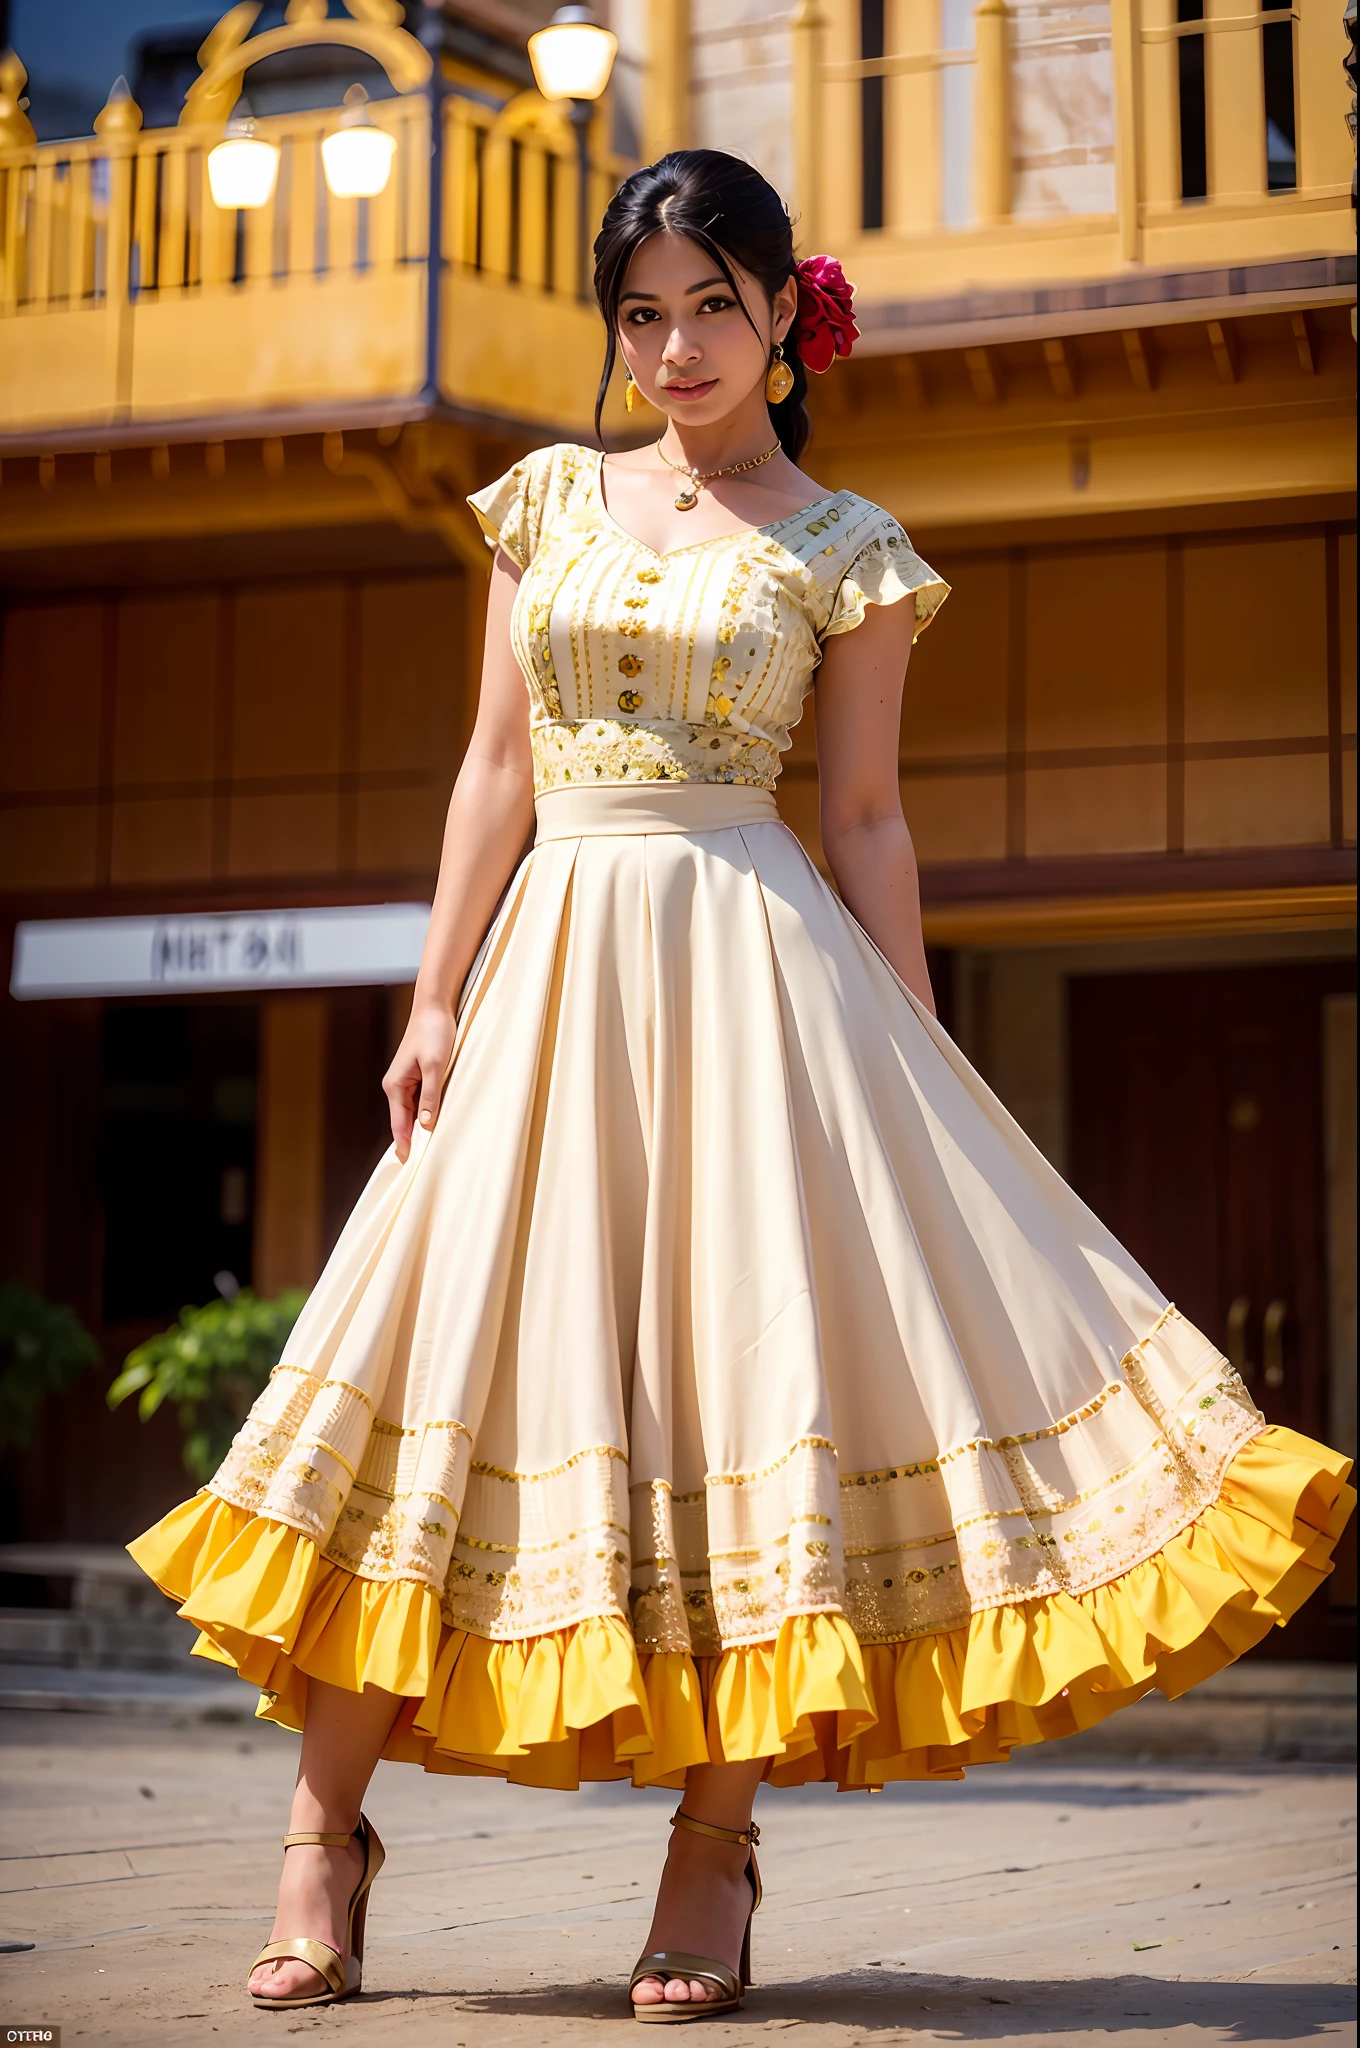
left=592, top=150, right=810, bottom=461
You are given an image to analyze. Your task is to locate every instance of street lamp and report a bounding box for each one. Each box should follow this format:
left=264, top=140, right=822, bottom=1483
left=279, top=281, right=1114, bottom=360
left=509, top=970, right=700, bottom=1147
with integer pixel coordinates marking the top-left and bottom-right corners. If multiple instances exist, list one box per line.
left=527, top=4, right=617, bottom=298
left=527, top=5, right=618, bottom=100
left=321, top=84, right=397, bottom=199
left=207, top=84, right=397, bottom=213
left=206, top=115, right=280, bottom=210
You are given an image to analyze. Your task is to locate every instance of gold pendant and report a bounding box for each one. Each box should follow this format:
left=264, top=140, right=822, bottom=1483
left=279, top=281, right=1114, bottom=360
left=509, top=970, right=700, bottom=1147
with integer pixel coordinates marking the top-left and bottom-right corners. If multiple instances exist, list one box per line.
left=674, top=487, right=698, bottom=510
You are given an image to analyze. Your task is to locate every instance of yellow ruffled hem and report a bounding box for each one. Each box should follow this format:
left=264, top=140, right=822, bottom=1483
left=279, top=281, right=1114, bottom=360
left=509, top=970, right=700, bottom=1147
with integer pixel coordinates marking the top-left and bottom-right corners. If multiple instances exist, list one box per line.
left=127, top=1425, right=1353, bottom=1790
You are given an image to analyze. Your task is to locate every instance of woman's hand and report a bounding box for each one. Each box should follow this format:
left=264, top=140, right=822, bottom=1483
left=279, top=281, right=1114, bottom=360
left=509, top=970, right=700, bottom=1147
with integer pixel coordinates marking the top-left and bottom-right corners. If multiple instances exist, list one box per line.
left=383, top=999, right=459, bottom=1162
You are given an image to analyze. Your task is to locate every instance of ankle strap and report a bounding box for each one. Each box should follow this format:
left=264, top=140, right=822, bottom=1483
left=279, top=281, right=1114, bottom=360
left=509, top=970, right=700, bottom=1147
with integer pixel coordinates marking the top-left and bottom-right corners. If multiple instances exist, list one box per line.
left=671, top=1808, right=760, bottom=1849
left=282, top=1830, right=353, bottom=1848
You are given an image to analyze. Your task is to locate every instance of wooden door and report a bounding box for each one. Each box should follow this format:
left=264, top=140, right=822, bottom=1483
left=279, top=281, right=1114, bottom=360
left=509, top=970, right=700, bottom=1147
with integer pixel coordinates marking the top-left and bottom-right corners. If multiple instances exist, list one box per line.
left=1069, top=960, right=1355, bottom=1662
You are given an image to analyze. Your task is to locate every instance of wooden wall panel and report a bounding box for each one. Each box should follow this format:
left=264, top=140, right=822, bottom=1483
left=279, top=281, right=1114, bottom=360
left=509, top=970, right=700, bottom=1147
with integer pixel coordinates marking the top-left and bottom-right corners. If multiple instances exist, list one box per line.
left=893, top=522, right=1352, bottom=872
left=1340, top=532, right=1357, bottom=735
left=1184, top=535, right=1329, bottom=743
left=1323, top=991, right=1357, bottom=1462
left=1185, top=755, right=1331, bottom=849
left=0, top=603, right=105, bottom=793
left=1026, top=546, right=1167, bottom=751
left=232, top=584, right=345, bottom=779
left=901, top=555, right=1008, bottom=761
left=0, top=531, right=1350, bottom=907
left=1026, top=763, right=1166, bottom=856
left=227, top=791, right=342, bottom=877
left=0, top=802, right=99, bottom=888
left=355, top=785, right=449, bottom=874
left=114, top=596, right=218, bottom=785
left=110, top=796, right=214, bottom=885
left=358, top=576, right=463, bottom=776
left=1, top=571, right=466, bottom=900
left=775, top=777, right=822, bottom=866
left=903, top=773, right=1008, bottom=863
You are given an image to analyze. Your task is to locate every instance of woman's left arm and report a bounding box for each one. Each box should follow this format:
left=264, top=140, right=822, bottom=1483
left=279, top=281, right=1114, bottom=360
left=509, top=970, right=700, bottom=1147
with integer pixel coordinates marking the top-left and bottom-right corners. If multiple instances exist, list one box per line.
left=814, top=598, right=935, bottom=1016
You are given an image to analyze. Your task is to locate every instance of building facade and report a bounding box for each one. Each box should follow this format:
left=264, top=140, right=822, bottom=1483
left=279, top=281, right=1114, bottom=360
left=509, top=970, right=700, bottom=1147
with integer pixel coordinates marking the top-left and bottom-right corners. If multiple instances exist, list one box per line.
left=0, top=0, right=1354, bottom=1653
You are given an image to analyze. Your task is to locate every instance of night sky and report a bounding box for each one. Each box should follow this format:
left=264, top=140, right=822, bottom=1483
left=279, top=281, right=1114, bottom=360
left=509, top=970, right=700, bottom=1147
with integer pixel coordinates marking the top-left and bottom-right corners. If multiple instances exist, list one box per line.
left=8, top=1, right=247, bottom=138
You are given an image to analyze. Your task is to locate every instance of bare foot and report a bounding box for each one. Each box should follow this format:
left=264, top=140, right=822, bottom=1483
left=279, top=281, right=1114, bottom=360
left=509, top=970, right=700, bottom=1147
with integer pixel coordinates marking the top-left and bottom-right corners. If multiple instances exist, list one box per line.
left=631, top=1822, right=756, bottom=2010
left=248, top=1834, right=366, bottom=2004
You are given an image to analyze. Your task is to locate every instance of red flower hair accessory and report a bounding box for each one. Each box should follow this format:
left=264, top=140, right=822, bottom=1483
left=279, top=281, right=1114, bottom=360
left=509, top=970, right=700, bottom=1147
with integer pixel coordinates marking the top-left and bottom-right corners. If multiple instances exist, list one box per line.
left=794, top=254, right=859, bottom=374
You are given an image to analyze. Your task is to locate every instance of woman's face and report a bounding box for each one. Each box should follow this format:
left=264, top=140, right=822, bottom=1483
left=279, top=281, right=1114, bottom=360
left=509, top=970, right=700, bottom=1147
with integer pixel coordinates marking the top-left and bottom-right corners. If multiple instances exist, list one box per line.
left=616, top=230, right=797, bottom=429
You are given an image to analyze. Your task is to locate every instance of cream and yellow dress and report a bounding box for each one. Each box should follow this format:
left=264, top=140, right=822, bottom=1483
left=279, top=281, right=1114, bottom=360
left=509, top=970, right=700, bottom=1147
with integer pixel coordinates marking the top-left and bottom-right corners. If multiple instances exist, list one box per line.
left=131, top=444, right=1353, bottom=1790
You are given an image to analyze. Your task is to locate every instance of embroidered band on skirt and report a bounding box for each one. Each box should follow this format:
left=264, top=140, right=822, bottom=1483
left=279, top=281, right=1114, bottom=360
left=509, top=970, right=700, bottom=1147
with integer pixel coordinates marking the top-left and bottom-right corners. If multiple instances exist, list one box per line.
left=130, top=783, right=1355, bottom=1788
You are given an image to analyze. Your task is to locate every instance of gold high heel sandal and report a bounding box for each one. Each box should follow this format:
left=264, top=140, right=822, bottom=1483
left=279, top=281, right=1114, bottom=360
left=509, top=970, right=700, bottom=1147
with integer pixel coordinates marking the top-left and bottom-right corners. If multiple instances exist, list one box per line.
left=248, top=1814, right=385, bottom=2010
left=629, top=1809, right=762, bottom=2024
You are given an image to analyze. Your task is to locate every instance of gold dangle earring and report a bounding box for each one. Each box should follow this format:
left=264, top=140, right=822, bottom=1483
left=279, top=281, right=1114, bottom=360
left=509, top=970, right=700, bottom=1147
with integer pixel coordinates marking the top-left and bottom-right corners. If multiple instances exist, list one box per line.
left=624, top=369, right=638, bottom=413
left=765, top=341, right=794, bottom=405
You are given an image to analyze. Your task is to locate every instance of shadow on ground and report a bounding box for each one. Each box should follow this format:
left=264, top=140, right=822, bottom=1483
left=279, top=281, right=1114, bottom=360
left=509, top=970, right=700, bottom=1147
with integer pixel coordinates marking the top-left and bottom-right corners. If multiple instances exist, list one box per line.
left=566, top=1764, right=1291, bottom=1813
left=419, top=1971, right=1355, bottom=2037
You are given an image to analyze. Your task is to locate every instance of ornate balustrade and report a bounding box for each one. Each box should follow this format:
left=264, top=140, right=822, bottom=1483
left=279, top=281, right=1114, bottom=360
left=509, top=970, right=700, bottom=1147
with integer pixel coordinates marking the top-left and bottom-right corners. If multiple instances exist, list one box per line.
left=0, top=57, right=624, bottom=445
left=795, top=0, right=1355, bottom=332
left=1, top=1, right=1352, bottom=442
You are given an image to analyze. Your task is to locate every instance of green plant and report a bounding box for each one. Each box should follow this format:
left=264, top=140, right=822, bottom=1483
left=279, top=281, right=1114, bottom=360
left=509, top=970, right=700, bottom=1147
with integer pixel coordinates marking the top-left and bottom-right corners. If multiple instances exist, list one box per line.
left=0, top=1282, right=101, bottom=1453
left=108, top=1289, right=307, bottom=1481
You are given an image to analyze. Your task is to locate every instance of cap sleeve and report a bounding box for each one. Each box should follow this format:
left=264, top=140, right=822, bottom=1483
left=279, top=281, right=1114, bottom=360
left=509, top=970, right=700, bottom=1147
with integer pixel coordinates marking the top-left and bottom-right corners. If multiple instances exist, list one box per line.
left=467, top=447, right=556, bottom=570
left=824, top=518, right=950, bottom=644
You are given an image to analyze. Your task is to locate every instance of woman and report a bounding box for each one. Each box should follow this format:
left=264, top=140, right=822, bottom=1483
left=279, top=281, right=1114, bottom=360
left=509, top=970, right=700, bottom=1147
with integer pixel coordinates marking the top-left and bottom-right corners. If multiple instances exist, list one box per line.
left=130, top=151, right=1353, bottom=2023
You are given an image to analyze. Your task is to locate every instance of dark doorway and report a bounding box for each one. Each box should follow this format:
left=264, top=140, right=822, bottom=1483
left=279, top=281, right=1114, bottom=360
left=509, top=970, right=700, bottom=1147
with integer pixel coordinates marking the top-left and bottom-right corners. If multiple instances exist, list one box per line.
left=1069, top=960, right=1356, bottom=1662
left=99, top=1003, right=259, bottom=1324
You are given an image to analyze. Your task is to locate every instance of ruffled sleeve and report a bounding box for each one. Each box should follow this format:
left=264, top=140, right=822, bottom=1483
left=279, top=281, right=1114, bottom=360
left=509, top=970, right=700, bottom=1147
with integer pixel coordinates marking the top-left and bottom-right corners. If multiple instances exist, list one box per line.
left=823, top=516, right=950, bottom=644
left=467, top=447, right=558, bottom=570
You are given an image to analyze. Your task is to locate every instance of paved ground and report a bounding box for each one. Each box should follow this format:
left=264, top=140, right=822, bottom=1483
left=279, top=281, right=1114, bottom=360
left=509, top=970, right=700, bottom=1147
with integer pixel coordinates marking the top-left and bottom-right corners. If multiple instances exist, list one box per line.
left=0, top=1709, right=1354, bottom=2047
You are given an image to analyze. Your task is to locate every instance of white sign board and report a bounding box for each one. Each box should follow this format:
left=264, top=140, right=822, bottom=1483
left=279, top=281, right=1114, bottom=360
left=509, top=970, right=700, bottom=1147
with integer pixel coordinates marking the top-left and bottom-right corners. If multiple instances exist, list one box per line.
left=10, top=904, right=431, bottom=1000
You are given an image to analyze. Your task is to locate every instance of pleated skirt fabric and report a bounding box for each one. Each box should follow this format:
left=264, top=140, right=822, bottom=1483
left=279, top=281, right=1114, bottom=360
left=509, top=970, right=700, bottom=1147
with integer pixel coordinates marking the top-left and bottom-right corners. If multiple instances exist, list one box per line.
left=129, top=784, right=1355, bottom=1788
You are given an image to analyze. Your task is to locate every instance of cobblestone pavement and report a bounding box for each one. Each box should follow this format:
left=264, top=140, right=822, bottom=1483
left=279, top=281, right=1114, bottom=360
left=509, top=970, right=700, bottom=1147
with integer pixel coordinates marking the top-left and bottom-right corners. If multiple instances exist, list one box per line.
left=0, top=1709, right=1354, bottom=2047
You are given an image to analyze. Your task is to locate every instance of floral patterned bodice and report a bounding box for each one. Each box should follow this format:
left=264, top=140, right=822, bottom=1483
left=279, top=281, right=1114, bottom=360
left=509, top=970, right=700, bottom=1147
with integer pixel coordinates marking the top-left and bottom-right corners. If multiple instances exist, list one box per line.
left=468, top=443, right=948, bottom=795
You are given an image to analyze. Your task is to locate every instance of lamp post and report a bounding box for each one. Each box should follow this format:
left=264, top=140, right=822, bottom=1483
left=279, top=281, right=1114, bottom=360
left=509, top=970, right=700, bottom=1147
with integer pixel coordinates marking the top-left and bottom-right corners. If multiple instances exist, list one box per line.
left=527, top=4, right=617, bottom=300
left=418, top=0, right=447, bottom=409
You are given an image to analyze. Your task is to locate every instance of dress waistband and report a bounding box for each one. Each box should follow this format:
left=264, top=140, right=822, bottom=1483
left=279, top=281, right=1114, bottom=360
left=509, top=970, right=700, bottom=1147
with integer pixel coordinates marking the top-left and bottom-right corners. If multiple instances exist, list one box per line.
left=534, top=783, right=780, bottom=839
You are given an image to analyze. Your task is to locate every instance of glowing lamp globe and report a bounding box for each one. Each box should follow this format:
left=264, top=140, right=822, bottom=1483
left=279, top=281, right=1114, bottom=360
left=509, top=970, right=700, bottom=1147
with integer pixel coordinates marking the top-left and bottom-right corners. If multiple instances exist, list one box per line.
left=528, top=5, right=618, bottom=102
left=207, top=120, right=280, bottom=210
left=322, top=86, right=397, bottom=199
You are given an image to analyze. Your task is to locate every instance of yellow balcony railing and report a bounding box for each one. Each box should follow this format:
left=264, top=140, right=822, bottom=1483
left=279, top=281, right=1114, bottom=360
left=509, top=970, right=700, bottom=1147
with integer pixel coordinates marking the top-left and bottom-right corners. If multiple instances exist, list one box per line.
left=0, top=79, right=626, bottom=443
left=439, top=93, right=627, bottom=429
left=797, top=0, right=1356, bottom=312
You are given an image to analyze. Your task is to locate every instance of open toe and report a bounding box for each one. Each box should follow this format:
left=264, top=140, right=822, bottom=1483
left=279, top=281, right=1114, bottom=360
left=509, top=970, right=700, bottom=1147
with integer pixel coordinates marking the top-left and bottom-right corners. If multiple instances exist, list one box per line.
left=627, top=1810, right=761, bottom=2023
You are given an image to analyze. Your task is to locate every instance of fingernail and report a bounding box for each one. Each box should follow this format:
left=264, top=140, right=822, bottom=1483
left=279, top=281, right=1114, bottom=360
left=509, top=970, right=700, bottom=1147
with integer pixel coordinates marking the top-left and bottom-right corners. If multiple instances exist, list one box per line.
left=420, top=1111, right=432, bottom=1124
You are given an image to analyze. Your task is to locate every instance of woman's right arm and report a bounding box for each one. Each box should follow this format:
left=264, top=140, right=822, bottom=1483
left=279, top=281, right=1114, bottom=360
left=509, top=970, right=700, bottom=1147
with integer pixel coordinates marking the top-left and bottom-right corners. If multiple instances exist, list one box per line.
left=383, top=549, right=535, bottom=1160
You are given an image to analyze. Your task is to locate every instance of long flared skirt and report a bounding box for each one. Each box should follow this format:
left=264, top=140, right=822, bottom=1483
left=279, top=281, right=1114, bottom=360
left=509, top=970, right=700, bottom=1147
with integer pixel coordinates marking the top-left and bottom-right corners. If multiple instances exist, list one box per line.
left=130, top=784, right=1354, bottom=1789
